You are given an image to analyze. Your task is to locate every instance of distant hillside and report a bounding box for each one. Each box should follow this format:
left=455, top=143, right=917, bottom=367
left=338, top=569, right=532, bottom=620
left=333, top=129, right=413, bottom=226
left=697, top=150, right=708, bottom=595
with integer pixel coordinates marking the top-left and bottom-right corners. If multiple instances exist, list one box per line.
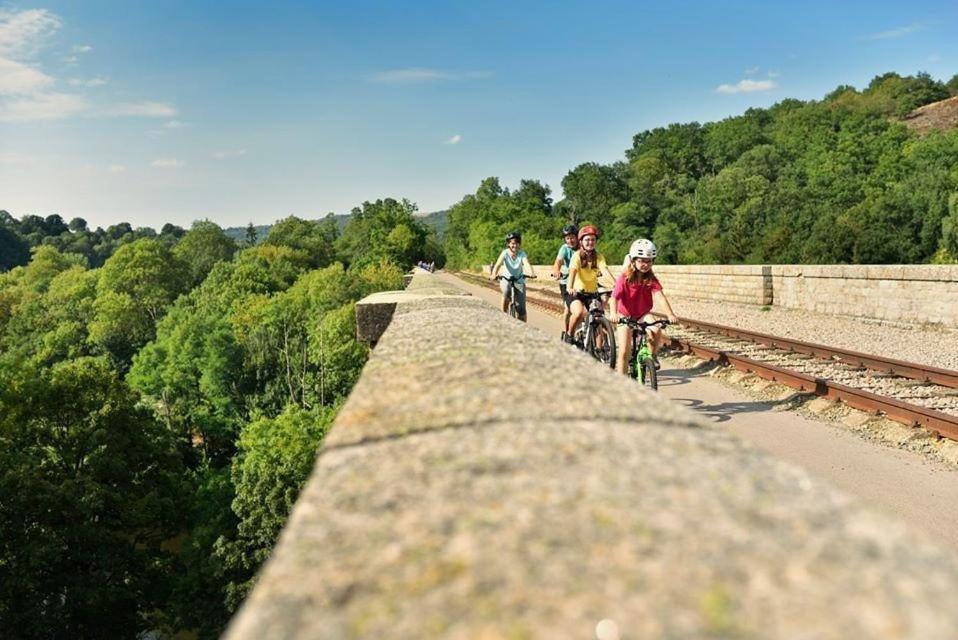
left=902, top=95, right=958, bottom=134
left=224, top=210, right=448, bottom=245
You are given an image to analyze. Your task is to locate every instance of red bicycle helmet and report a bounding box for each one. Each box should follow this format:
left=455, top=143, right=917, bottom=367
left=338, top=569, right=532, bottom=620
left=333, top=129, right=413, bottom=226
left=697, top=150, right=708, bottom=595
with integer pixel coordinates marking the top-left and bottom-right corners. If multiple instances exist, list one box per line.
left=577, top=225, right=599, bottom=241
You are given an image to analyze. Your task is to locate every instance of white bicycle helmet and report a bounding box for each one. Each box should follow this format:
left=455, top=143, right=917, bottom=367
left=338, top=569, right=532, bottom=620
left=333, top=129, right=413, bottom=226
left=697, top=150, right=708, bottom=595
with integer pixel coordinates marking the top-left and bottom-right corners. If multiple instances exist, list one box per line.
left=629, top=238, right=657, bottom=260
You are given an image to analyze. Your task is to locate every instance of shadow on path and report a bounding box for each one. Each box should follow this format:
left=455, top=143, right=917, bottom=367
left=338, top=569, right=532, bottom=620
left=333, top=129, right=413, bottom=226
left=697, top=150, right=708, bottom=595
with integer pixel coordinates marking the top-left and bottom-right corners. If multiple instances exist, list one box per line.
left=658, top=363, right=814, bottom=424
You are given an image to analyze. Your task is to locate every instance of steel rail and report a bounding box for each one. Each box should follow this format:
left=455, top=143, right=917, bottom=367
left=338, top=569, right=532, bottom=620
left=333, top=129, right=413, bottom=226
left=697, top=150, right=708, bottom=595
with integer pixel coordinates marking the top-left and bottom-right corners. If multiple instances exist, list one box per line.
left=665, top=316, right=958, bottom=389
left=453, top=271, right=958, bottom=441
left=667, top=337, right=958, bottom=441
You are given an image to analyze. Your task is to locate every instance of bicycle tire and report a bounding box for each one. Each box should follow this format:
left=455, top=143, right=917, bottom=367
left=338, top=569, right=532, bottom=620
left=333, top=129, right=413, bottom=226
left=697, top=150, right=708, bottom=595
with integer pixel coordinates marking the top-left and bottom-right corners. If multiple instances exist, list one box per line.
left=589, top=316, right=616, bottom=368
left=641, top=359, right=658, bottom=390
left=509, top=300, right=518, bottom=318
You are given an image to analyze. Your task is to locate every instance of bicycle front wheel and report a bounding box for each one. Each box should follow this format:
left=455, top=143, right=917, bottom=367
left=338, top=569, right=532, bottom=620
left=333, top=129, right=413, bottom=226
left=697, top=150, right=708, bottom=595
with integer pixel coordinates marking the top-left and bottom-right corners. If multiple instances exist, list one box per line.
left=641, top=359, right=658, bottom=390
left=589, top=317, right=617, bottom=368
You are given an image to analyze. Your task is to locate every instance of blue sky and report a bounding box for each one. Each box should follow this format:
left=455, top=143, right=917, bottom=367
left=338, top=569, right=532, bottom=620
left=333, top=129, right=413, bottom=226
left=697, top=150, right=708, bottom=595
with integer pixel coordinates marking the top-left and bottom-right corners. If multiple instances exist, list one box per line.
left=1, top=1, right=956, bottom=229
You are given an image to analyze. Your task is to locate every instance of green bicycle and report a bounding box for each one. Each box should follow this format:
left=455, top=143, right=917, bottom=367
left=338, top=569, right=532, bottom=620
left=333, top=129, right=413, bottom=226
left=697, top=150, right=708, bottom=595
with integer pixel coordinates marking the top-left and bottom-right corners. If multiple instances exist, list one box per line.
left=619, top=318, right=670, bottom=390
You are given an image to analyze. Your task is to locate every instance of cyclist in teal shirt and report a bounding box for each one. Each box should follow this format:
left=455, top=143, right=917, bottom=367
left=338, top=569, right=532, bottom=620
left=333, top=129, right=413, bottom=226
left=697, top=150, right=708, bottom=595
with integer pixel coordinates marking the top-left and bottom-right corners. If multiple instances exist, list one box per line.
left=490, top=231, right=536, bottom=321
left=551, top=224, right=578, bottom=337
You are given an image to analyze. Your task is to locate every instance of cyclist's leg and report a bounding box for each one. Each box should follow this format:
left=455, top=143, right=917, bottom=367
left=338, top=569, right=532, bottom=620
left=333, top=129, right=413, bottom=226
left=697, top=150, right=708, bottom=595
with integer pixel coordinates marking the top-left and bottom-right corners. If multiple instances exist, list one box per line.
left=615, top=322, right=632, bottom=375
left=641, top=313, right=663, bottom=368
left=498, top=279, right=511, bottom=313
left=514, top=283, right=527, bottom=322
left=559, top=283, right=571, bottom=330
left=567, top=298, right=586, bottom=340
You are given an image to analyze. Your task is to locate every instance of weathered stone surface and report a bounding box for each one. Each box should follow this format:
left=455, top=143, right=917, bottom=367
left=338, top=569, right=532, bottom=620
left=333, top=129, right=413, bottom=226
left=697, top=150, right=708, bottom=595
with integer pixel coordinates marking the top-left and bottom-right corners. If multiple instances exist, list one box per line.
left=226, top=271, right=958, bottom=640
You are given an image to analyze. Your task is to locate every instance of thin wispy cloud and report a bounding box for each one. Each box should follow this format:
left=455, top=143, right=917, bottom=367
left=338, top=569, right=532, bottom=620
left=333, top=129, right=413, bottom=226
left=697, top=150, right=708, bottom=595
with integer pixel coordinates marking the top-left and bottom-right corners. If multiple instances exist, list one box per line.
left=767, top=70, right=780, bottom=78
left=0, top=8, right=61, bottom=57
left=104, top=101, right=177, bottom=117
left=0, top=57, right=53, bottom=94
left=928, top=54, right=941, bottom=63
left=68, top=76, right=108, bottom=87
left=443, top=134, right=462, bottom=145
left=716, top=79, right=777, bottom=94
left=211, top=148, right=247, bottom=159
left=151, top=158, right=183, bottom=169
left=864, top=23, right=924, bottom=40
left=370, top=67, right=491, bottom=84
left=0, top=91, right=86, bottom=122
left=744, top=66, right=760, bottom=76
left=0, top=9, right=176, bottom=123
left=163, top=119, right=187, bottom=129
left=108, top=164, right=126, bottom=173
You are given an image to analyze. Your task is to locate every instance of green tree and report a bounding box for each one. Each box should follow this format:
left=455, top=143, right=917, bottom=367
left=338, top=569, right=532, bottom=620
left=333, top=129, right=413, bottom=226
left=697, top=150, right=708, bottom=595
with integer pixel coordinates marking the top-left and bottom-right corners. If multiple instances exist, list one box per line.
left=0, top=357, right=184, bottom=639
left=89, top=238, right=189, bottom=366
left=173, top=220, right=239, bottom=287
left=264, top=215, right=337, bottom=267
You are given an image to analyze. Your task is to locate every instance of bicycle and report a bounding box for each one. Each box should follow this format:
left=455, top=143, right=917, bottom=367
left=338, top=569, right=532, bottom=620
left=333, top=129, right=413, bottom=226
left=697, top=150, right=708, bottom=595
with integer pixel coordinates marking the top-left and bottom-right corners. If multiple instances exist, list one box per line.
left=619, top=317, right=670, bottom=390
left=571, top=290, right=616, bottom=368
left=495, top=274, right=536, bottom=318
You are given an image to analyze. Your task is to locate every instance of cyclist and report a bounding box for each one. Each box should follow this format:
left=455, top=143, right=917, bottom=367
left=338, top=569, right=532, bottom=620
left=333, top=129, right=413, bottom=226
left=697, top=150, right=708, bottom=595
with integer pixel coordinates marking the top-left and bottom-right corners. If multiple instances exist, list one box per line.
left=565, top=225, right=617, bottom=343
left=609, top=239, right=678, bottom=374
left=551, top=224, right=578, bottom=337
left=490, top=231, right=536, bottom=322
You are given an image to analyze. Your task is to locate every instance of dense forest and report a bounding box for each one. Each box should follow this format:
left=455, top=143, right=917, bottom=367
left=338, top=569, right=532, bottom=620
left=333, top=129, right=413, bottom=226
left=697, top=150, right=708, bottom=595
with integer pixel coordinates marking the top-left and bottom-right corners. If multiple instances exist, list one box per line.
left=444, top=71, right=958, bottom=267
left=0, top=199, right=440, bottom=638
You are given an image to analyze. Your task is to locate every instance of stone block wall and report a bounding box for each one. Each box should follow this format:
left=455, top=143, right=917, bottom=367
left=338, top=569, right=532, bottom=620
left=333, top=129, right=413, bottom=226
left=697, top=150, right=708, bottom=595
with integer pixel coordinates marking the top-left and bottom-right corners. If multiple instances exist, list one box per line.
left=772, top=265, right=958, bottom=326
left=225, top=270, right=958, bottom=639
left=524, top=263, right=958, bottom=325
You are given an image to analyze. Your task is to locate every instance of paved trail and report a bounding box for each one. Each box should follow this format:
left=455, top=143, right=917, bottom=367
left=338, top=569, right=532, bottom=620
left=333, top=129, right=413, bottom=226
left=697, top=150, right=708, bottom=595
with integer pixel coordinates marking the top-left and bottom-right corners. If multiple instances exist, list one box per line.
left=439, top=271, right=958, bottom=552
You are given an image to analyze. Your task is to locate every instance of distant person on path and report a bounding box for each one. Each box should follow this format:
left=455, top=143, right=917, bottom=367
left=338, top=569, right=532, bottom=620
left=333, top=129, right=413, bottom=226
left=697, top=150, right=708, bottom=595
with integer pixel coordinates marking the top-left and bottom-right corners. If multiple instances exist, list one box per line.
left=490, top=231, right=536, bottom=322
left=565, top=225, right=617, bottom=343
left=552, top=224, right=579, bottom=334
left=609, top=239, right=678, bottom=373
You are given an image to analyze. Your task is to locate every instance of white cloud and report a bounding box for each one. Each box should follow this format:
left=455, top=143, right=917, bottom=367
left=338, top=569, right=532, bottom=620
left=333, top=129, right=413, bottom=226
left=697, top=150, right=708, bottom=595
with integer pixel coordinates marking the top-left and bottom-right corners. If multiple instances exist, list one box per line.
left=0, top=9, right=61, bottom=57
left=443, top=134, right=462, bottom=145
left=767, top=70, right=780, bottom=78
left=716, top=79, right=777, bottom=94
left=744, top=66, right=759, bottom=76
left=928, top=54, right=941, bottom=63
left=370, top=68, right=491, bottom=84
left=108, top=164, right=126, bottom=173
left=163, top=119, right=187, bottom=128
left=62, top=55, right=77, bottom=64
left=104, top=101, right=177, bottom=117
left=151, top=158, right=183, bottom=169
left=211, top=148, right=247, bottom=159
left=0, top=57, right=54, bottom=95
left=0, top=91, right=87, bottom=122
left=72, top=44, right=93, bottom=54
left=68, top=76, right=108, bottom=87
left=865, top=23, right=924, bottom=40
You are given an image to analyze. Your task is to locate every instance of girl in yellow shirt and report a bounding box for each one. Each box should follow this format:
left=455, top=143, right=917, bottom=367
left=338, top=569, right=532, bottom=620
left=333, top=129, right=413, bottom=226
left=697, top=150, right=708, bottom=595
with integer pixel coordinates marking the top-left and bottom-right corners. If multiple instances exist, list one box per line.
left=564, top=225, right=617, bottom=343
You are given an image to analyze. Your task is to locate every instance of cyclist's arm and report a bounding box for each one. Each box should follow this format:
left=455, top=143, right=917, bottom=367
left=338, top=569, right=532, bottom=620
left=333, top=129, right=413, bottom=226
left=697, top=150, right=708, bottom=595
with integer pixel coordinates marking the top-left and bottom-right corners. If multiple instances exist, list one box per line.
left=523, top=255, right=536, bottom=278
left=490, top=252, right=504, bottom=280
left=566, top=266, right=579, bottom=293
left=654, top=290, right=678, bottom=324
left=551, top=255, right=563, bottom=280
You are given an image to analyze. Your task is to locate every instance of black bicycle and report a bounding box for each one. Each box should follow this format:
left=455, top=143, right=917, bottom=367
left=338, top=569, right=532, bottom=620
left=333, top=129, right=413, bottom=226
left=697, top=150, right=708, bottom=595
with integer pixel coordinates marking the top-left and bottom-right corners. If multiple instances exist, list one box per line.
left=572, top=290, right=616, bottom=368
left=495, top=274, right=536, bottom=318
left=619, top=317, right=670, bottom=390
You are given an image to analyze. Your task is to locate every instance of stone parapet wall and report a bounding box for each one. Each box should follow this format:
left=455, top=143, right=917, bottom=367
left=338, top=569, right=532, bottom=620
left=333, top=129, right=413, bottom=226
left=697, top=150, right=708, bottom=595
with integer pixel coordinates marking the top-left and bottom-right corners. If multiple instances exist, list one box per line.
left=522, top=263, right=958, bottom=325
left=225, top=270, right=958, bottom=639
left=772, top=265, right=958, bottom=326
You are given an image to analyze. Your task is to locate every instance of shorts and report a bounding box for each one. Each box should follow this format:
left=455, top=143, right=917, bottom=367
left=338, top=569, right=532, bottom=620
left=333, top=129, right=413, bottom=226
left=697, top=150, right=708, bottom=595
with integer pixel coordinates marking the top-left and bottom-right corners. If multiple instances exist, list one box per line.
left=499, top=278, right=527, bottom=316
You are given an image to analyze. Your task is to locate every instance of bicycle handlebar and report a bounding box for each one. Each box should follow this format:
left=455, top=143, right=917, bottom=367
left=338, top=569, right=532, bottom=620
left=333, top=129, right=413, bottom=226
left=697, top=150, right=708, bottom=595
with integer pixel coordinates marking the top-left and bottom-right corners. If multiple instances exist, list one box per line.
left=617, top=318, right=671, bottom=329
left=494, top=274, right=537, bottom=281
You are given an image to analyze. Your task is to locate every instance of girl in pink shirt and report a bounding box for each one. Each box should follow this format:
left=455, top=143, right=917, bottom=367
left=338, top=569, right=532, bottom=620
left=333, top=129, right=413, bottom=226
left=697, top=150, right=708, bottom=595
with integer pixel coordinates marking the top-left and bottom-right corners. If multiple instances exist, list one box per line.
left=609, top=239, right=678, bottom=375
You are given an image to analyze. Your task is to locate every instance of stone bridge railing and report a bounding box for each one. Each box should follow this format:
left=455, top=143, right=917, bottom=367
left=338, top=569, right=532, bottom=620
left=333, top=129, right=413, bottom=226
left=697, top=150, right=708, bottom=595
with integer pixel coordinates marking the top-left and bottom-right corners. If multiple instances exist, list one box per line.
left=224, top=270, right=958, bottom=639
left=518, top=263, right=958, bottom=326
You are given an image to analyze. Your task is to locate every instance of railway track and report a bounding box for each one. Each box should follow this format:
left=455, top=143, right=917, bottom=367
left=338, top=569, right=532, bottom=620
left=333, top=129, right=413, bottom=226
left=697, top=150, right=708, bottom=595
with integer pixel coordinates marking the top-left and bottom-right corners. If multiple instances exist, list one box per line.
left=454, top=271, right=958, bottom=441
